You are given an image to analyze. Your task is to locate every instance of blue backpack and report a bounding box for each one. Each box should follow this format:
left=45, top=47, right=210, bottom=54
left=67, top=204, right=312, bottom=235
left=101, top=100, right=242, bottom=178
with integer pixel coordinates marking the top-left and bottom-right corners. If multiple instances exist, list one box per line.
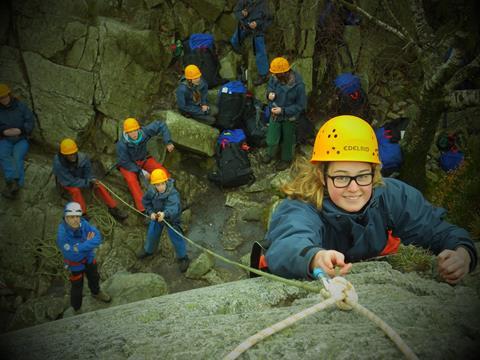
left=188, top=33, right=214, bottom=50
left=375, top=127, right=403, bottom=174
left=439, top=150, right=464, bottom=172
left=209, top=129, right=254, bottom=188
left=217, top=129, right=246, bottom=145
left=334, top=73, right=361, bottom=95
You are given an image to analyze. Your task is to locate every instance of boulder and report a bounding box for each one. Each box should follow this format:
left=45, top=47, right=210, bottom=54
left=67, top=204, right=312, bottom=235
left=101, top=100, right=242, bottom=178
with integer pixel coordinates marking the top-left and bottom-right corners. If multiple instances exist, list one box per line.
left=23, top=52, right=96, bottom=148
left=183, top=0, right=226, bottom=23
left=94, top=19, right=162, bottom=120
left=65, top=26, right=99, bottom=71
left=0, top=46, right=30, bottom=102
left=7, top=295, right=66, bottom=332
left=2, top=262, right=479, bottom=359
left=162, top=110, right=219, bottom=157
left=185, top=252, right=215, bottom=279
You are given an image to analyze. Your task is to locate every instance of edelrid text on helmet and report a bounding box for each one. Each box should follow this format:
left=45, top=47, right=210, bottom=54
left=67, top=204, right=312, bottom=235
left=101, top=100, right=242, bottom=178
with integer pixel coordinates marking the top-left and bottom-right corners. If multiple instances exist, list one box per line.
left=150, top=168, right=169, bottom=184
left=311, top=115, right=380, bottom=164
left=185, top=64, right=202, bottom=80
left=60, top=138, right=78, bottom=155
left=64, top=202, right=83, bottom=217
left=123, top=117, right=140, bottom=133
left=269, top=57, right=290, bottom=74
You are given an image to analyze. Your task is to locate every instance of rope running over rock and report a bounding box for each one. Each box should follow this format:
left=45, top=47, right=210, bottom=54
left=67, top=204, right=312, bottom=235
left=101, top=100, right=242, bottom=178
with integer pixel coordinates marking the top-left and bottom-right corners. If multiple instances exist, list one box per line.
left=97, top=180, right=418, bottom=360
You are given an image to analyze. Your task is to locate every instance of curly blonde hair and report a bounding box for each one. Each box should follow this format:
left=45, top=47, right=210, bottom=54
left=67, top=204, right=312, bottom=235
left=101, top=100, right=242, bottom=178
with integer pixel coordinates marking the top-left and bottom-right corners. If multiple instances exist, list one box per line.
left=282, top=157, right=384, bottom=209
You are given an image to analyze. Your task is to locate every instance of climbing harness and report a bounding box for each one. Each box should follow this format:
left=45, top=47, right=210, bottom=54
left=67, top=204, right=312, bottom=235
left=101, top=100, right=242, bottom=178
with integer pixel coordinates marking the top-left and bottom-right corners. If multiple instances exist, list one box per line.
left=96, top=180, right=419, bottom=359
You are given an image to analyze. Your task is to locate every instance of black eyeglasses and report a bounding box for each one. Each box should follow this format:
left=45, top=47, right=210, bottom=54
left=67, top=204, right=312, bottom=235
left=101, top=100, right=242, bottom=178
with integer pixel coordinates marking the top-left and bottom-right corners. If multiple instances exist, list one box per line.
left=327, top=173, right=374, bottom=188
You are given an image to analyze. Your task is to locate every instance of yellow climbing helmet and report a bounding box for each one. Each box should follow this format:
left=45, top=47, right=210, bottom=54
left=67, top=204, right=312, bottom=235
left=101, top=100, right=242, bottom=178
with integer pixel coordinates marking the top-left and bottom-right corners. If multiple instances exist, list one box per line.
left=184, top=64, right=202, bottom=80
left=60, top=138, right=78, bottom=155
left=269, top=57, right=290, bottom=74
left=123, top=117, right=140, bottom=133
left=0, top=83, right=11, bottom=97
left=311, top=115, right=380, bottom=164
left=150, top=168, right=169, bottom=184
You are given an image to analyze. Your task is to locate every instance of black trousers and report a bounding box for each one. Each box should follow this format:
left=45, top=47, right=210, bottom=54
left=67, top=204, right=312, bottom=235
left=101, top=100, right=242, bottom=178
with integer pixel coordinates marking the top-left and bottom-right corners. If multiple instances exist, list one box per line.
left=70, top=262, right=100, bottom=310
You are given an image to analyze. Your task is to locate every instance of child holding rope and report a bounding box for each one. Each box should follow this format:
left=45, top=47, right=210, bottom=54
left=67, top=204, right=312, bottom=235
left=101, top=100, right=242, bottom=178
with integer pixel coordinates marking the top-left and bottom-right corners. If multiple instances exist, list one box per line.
left=265, top=115, right=477, bottom=284
left=137, top=168, right=190, bottom=272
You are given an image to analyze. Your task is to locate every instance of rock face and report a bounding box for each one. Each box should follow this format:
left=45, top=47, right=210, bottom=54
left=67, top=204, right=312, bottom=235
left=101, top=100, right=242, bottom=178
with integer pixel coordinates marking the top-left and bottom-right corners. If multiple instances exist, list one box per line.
left=1, top=262, right=479, bottom=359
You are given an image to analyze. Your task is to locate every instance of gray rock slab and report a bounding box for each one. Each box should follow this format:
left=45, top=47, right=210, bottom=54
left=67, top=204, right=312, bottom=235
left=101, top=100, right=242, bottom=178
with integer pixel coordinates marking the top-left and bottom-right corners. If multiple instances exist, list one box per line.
left=1, top=262, right=479, bottom=359
left=163, top=110, right=219, bottom=157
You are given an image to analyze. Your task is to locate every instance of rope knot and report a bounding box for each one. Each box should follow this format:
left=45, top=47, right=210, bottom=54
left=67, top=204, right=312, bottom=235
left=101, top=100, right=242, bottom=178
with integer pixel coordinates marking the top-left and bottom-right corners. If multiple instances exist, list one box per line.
left=322, top=276, right=358, bottom=311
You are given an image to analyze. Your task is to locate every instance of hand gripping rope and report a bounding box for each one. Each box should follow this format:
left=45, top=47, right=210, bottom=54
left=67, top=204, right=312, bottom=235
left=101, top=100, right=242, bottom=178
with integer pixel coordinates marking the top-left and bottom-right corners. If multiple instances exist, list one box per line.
left=97, top=180, right=418, bottom=360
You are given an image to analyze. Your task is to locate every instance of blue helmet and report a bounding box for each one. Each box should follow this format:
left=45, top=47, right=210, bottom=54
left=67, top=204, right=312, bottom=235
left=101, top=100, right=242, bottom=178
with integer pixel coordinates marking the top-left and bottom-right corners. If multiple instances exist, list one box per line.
left=64, top=202, right=82, bottom=217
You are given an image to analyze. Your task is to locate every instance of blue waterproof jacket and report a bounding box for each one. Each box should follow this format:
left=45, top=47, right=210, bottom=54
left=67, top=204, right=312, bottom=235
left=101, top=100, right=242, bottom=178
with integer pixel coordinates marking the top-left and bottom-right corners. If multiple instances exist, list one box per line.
left=265, top=178, right=477, bottom=279
left=0, top=98, right=35, bottom=141
left=56, top=218, right=102, bottom=271
left=142, top=179, right=182, bottom=224
left=175, top=77, right=209, bottom=116
left=116, top=120, right=172, bottom=173
left=53, top=152, right=93, bottom=188
left=267, top=71, right=307, bottom=119
left=234, top=0, right=272, bottom=33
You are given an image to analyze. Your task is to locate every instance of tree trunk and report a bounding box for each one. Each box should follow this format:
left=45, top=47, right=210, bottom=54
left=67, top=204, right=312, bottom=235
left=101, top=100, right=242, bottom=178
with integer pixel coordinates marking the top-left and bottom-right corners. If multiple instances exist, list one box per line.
left=400, top=99, right=443, bottom=190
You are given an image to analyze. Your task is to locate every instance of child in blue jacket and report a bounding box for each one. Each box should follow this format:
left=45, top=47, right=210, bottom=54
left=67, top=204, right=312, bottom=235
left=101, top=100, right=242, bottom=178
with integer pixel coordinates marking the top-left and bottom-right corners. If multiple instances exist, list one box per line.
left=137, top=168, right=190, bottom=272
left=56, top=202, right=111, bottom=311
left=265, top=116, right=477, bottom=284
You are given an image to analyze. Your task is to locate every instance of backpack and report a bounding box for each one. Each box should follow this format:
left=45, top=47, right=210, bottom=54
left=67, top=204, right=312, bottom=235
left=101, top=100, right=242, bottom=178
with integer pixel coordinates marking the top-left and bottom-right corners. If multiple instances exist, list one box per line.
left=334, top=73, right=361, bottom=96
left=242, top=95, right=268, bottom=147
left=439, top=150, right=464, bottom=172
left=375, top=126, right=403, bottom=175
left=208, top=129, right=255, bottom=188
left=182, top=33, right=225, bottom=89
left=436, top=132, right=464, bottom=172
left=216, top=81, right=247, bottom=130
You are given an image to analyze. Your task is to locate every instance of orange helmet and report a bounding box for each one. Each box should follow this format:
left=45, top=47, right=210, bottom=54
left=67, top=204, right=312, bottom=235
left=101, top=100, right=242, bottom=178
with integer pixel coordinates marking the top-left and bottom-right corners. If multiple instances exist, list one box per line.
left=0, top=84, right=11, bottom=97
left=269, top=57, right=290, bottom=74
left=123, top=117, right=140, bottom=133
left=150, top=168, right=169, bottom=184
left=60, top=138, right=78, bottom=155
left=184, top=65, right=202, bottom=80
left=311, top=115, right=380, bottom=164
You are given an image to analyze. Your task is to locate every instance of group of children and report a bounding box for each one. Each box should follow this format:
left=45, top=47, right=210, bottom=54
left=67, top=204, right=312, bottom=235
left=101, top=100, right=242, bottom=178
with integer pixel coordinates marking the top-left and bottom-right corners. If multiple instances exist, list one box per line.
left=1, top=0, right=476, bottom=315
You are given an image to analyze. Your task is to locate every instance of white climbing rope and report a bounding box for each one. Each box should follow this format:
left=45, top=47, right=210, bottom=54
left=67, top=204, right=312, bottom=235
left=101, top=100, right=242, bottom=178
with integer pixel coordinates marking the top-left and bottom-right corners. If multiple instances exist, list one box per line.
left=225, top=276, right=418, bottom=360
left=97, top=180, right=418, bottom=360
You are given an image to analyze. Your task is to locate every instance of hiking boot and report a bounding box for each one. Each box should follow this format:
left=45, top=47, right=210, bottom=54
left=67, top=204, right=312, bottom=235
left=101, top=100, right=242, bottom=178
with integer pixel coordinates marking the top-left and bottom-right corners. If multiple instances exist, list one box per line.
left=178, top=256, right=190, bottom=273
left=253, top=75, right=268, bottom=86
left=262, top=154, right=273, bottom=164
left=108, top=206, right=128, bottom=221
left=92, top=290, right=111, bottom=303
left=1, top=181, right=16, bottom=199
left=137, top=248, right=153, bottom=260
left=10, top=180, right=19, bottom=194
left=276, top=161, right=291, bottom=171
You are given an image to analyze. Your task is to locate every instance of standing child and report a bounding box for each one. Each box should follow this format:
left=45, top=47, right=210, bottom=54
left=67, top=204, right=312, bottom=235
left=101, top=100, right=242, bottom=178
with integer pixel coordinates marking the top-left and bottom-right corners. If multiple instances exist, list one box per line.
left=56, top=202, right=111, bottom=313
left=137, top=168, right=190, bottom=272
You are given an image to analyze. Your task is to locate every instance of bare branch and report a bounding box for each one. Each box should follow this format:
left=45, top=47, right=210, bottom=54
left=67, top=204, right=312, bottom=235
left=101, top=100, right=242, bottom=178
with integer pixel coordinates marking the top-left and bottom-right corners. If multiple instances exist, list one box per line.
left=335, top=0, right=408, bottom=42
left=409, top=0, right=435, bottom=51
left=382, top=0, right=416, bottom=45
left=445, top=89, right=480, bottom=109
left=423, top=47, right=464, bottom=95
left=445, top=52, right=480, bottom=92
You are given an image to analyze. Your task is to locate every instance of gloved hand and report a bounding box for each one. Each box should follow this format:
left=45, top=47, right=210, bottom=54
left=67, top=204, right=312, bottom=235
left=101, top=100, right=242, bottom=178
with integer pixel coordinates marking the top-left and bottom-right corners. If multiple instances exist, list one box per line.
left=156, top=211, right=165, bottom=222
